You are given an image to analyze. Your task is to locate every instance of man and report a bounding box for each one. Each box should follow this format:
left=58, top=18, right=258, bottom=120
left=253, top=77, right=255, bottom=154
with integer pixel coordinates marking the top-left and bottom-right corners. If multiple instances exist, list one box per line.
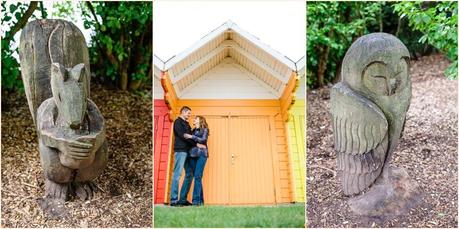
left=169, top=106, right=205, bottom=206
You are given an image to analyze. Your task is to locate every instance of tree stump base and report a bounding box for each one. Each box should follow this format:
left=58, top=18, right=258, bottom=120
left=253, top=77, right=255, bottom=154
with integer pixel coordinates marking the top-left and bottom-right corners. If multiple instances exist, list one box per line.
left=37, top=197, right=68, bottom=219
left=348, top=167, right=422, bottom=218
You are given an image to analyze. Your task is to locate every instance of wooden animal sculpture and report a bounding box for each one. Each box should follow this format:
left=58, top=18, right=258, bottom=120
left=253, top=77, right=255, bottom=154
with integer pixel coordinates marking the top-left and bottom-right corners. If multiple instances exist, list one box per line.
left=330, top=33, right=411, bottom=196
left=19, top=19, right=108, bottom=201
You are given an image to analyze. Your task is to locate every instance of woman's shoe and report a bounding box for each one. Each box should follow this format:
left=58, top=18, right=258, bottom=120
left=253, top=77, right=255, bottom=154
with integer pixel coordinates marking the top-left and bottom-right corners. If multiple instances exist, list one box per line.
left=179, top=201, right=192, bottom=206
left=170, top=202, right=180, bottom=207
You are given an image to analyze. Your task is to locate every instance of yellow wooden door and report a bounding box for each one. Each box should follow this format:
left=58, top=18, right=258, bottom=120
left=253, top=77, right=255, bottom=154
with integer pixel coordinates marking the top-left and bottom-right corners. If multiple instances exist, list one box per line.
left=202, top=116, right=230, bottom=204
left=228, top=116, right=276, bottom=204
left=183, top=115, right=276, bottom=205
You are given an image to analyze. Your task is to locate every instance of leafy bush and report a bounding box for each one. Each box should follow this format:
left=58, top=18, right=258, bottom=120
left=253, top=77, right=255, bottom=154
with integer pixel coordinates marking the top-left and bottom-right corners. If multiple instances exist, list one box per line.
left=307, top=1, right=454, bottom=88
left=81, top=1, right=152, bottom=90
left=393, top=1, right=458, bottom=79
left=1, top=41, right=22, bottom=92
left=1, top=1, right=46, bottom=93
left=307, top=2, right=385, bottom=88
left=2, top=1, right=152, bottom=94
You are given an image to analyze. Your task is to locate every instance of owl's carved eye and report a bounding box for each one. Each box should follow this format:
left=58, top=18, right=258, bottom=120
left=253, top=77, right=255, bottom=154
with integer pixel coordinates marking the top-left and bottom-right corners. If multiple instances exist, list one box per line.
left=396, top=57, right=409, bottom=90
left=362, top=62, right=390, bottom=96
left=372, top=75, right=386, bottom=79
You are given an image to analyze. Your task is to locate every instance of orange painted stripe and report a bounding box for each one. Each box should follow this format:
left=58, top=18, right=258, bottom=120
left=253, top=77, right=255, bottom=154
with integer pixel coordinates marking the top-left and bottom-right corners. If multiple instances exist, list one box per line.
left=280, top=72, right=299, bottom=122
left=160, top=71, right=178, bottom=120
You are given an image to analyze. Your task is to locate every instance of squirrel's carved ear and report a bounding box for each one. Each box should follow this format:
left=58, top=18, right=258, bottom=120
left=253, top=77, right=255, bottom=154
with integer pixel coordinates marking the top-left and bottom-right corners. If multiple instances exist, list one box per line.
left=70, top=63, right=86, bottom=82
left=51, top=63, right=67, bottom=81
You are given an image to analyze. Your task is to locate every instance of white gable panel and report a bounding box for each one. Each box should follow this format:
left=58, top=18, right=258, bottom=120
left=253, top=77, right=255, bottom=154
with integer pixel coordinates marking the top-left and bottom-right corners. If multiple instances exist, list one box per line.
left=295, top=56, right=305, bottom=99
left=154, top=55, right=165, bottom=77
left=296, top=75, right=305, bottom=99
left=154, top=76, right=164, bottom=99
left=179, top=58, right=277, bottom=99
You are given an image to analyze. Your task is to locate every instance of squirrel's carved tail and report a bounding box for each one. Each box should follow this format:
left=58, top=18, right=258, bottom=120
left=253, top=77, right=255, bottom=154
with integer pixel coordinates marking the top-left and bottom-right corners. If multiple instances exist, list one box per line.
left=19, top=19, right=90, bottom=126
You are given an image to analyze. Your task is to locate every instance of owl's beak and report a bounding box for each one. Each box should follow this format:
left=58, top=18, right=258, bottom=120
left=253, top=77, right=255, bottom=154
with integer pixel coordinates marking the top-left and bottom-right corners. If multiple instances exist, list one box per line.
left=387, top=78, right=397, bottom=95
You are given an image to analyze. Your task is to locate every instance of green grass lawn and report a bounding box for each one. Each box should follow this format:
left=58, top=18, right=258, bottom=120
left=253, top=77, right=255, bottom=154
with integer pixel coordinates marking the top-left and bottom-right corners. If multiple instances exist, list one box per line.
left=153, top=203, right=305, bottom=228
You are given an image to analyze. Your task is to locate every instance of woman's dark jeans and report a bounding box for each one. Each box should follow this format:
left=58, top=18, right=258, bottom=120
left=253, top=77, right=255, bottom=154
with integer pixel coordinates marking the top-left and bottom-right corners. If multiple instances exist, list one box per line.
left=192, top=155, right=207, bottom=205
left=179, top=155, right=207, bottom=205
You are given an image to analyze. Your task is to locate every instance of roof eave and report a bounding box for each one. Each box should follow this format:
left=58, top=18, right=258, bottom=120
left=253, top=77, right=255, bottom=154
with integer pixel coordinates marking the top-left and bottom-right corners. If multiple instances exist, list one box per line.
left=154, top=55, right=165, bottom=79
left=163, top=20, right=297, bottom=71
left=163, top=22, right=229, bottom=70
left=295, top=56, right=305, bottom=78
left=229, top=23, right=296, bottom=70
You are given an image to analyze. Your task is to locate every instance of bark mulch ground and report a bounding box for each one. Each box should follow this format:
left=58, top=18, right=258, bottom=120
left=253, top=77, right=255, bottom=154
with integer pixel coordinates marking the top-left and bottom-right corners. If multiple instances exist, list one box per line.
left=1, top=84, right=152, bottom=227
left=307, top=54, right=458, bottom=228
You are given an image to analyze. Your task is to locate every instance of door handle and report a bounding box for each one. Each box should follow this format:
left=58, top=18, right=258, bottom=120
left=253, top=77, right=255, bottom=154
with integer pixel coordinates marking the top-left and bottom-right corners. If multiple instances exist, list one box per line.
left=231, top=154, right=237, bottom=164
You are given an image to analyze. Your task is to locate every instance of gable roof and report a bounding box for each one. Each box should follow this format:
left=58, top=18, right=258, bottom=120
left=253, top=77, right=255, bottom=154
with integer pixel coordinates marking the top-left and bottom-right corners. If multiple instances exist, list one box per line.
left=153, top=54, right=165, bottom=80
left=158, top=20, right=298, bottom=98
left=295, top=56, right=305, bottom=79
left=163, top=20, right=296, bottom=70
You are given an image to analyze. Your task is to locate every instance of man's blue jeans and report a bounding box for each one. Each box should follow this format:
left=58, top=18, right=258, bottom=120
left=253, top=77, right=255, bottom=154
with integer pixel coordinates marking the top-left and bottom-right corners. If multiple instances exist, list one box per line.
left=179, top=156, right=194, bottom=203
left=179, top=156, right=207, bottom=204
left=169, top=152, right=187, bottom=204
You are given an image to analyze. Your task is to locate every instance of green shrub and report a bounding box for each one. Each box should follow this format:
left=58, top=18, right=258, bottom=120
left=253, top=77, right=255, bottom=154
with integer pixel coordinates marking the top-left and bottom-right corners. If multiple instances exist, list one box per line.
left=307, top=2, right=386, bottom=88
left=1, top=1, right=152, bottom=93
left=307, top=1, right=454, bottom=89
left=1, top=1, right=46, bottom=93
left=81, top=1, right=152, bottom=90
left=394, top=1, right=458, bottom=79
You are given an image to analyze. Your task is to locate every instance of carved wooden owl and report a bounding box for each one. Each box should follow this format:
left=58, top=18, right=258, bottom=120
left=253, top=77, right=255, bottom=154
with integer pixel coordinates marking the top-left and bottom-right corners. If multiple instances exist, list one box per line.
left=330, top=33, right=411, bottom=195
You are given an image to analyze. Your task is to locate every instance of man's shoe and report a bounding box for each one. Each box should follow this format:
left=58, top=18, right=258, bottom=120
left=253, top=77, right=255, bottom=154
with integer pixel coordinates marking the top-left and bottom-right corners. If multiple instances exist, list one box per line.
left=170, top=202, right=180, bottom=207
left=179, top=201, right=192, bottom=206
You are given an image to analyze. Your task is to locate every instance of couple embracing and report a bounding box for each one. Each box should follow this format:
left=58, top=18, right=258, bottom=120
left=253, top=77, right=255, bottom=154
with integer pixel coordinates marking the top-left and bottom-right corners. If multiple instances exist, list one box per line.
left=169, top=106, right=209, bottom=206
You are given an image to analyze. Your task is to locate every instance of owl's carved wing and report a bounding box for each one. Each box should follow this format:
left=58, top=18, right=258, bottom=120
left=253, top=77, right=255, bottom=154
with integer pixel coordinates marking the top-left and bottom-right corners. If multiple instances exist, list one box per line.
left=330, top=82, right=389, bottom=195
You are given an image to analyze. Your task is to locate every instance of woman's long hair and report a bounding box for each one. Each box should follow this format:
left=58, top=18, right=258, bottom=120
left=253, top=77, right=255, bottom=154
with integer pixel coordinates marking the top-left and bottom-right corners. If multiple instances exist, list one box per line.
left=195, top=115, right=209, bottom=132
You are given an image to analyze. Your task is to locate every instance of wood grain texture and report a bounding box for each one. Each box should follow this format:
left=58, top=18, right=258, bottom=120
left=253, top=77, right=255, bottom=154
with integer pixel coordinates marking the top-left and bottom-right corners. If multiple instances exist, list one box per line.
left=331, top=83, right=388, bottom=155
left=153, top=100, right=172, bottom=204
left=330, top=82, right=389, bottom=195
left=19, top=19, right=90, bottom=125
left=286, top=100, right=305, bottom=202
left=19, top=19, right=105, bottom=203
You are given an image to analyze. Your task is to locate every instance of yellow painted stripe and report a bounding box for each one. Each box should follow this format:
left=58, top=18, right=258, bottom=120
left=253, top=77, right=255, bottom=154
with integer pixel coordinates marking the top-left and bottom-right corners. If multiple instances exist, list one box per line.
left=287, top=100, right=305, bottom=202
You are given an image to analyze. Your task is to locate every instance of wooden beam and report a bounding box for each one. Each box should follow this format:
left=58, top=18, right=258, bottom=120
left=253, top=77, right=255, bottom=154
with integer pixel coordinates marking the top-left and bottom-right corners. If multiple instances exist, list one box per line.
left=279, top=72, right=298, bottom=122
left=178, top=99, right=280, bottom=107
left=230, top=24, right=297, bottom=70
left=172, top=40, right=289, bottom=87
left=160, top=71, right=178, bottom=121
left=163, top=127, right=175, bottom=203
left=164, top=24, right=229, bottom=70
left=175, top=60, right=220, bottom=98
left=269, top=115, right=283, bottom=203
left=171, top=45, right=228, bottom=84
left=232, top=62, right=281, bottom=98
left=226, top=40, right=290, bottom=84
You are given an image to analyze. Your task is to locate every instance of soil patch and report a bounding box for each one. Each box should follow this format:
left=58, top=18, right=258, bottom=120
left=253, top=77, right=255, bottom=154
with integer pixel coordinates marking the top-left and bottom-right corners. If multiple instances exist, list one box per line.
left=1, top=84, right=152, bottom=227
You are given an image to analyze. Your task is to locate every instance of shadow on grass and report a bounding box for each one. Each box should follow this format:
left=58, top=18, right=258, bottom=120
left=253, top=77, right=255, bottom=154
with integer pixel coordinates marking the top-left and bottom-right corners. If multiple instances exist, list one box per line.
left=154, top=203, right=305, bottom=228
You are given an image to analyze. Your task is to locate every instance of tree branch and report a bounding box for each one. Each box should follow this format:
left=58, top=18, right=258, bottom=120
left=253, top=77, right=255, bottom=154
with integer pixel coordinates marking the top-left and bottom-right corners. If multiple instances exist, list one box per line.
left=6, top=1, right=38, bottom=41
left=85, top=1, right=118, bottom=67
left=85, top=1, right=100, bottom=26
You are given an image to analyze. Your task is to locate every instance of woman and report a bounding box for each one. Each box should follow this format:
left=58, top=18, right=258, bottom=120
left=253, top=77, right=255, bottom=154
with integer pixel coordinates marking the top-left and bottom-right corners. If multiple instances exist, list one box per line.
left=184, top=115, right=209, bottom=206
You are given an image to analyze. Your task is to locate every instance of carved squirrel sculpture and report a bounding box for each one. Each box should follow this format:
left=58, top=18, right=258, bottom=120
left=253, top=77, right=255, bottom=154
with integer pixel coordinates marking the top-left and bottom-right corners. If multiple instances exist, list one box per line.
left=19, top=19, right=108, bottom=201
